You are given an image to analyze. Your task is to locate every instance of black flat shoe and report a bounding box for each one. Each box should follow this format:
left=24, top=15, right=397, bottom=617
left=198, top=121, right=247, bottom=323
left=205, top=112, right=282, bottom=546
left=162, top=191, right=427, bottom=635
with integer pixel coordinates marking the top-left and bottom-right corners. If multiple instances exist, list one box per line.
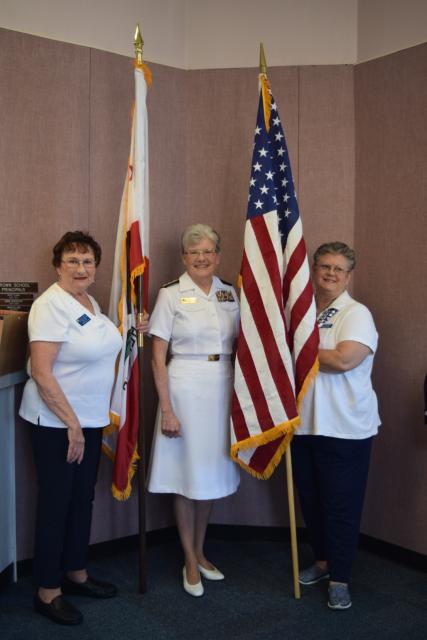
left=33, top=594, right=83, bottom=625
left=62, top=576, right=117, bottom=599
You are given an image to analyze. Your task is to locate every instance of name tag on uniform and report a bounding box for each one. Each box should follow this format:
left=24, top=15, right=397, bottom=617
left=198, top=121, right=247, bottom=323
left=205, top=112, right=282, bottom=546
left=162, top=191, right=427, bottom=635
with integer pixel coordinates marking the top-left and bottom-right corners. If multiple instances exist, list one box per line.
left=317, top=307, right=338, bottom=326
left=77, top=314, right=91, bottom=326
left=216, top=290, right=235, bottom=303
left=180, top=297, right=197, bottom=304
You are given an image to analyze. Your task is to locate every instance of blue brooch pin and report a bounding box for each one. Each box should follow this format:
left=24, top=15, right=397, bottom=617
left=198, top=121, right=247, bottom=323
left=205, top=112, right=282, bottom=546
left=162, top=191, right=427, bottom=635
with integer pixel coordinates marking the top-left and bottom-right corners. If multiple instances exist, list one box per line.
left=77, top=314, right=91, bottom=326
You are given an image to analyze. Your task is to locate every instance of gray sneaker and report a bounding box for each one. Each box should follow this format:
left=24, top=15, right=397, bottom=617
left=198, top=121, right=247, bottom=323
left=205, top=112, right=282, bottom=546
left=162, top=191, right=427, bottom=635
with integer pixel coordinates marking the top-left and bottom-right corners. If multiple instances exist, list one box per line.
left=299, top=564, right=330, bottom=585
left=328, top=583, right=352, bottom=610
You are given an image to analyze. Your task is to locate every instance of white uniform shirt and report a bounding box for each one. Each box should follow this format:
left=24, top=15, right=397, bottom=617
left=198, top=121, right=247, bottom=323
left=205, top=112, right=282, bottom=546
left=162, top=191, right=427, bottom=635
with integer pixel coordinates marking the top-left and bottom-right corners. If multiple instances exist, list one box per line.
left=297, top=290, right=381, bottom=439
left=19, top=283, right=122, bottom=428
left=149, top=272, right=239, bottom=354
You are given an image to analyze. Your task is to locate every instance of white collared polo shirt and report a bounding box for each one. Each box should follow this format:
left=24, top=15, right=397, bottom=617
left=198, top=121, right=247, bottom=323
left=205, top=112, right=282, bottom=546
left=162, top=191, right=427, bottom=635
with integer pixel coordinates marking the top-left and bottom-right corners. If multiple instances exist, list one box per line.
left=297, top=290, right=381, bottom=439
left=20, top=283, right=121, bottom=428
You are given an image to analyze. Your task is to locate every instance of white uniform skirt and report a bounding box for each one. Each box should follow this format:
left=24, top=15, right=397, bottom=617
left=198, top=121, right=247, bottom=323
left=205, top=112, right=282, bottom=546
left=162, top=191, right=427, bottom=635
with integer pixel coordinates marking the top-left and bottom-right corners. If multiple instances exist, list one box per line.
left=147, top=358, right=240, bottom=500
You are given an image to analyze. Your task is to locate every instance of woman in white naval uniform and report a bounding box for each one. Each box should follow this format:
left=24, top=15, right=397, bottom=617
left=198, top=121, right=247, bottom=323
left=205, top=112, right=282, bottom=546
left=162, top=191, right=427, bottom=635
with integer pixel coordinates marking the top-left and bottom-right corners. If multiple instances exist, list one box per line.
left=148, top=224, right=240, bottom=597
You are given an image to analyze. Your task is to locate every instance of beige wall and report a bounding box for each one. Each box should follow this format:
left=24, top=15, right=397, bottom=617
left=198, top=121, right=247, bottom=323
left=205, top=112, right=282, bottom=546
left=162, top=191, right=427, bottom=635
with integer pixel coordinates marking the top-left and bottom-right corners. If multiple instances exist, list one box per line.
left=358, top=0, right=427, bottom=62
left=186, top=0, right=357, bottom=67
left=4, top=0, right=427, bottom=69
left=1, top=0, right=188, bottom=67
left=1, top=0, right=358, bottom=67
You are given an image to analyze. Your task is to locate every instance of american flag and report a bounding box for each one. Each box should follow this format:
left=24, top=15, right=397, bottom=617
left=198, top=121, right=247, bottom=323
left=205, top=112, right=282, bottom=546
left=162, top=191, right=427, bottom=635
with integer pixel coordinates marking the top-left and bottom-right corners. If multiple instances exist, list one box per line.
left=231, top=75, right=319, bottom=479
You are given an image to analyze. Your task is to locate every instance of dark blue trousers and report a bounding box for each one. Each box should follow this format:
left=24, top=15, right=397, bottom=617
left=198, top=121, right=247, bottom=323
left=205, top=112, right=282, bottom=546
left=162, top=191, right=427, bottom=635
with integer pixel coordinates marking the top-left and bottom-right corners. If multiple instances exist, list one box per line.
left=292, top=434, right=373, bottom=583
left=30, top=424, right=103, bottom=588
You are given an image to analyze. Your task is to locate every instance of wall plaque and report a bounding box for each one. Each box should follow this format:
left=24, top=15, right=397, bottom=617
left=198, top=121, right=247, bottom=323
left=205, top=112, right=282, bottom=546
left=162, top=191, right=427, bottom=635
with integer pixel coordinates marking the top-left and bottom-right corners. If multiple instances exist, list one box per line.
left=0, top=282, right=38, bottom=314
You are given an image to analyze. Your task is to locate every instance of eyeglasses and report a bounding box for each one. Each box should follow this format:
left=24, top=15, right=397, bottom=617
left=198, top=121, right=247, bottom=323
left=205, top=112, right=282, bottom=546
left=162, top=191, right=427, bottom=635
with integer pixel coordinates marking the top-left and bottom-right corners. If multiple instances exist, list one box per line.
left=183, top=250, right=218, bottom=257
left=61, top=258, right=96, bottom=268
left=316, top=263, right=350, bottom=275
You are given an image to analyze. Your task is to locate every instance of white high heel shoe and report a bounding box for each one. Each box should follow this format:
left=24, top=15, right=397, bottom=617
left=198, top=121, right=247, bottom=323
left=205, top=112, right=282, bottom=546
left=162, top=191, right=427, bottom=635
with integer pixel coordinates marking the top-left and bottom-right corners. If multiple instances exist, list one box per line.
left=198, top=564, right=225, bottom=581
left=182, top=567, right=204, bottom=597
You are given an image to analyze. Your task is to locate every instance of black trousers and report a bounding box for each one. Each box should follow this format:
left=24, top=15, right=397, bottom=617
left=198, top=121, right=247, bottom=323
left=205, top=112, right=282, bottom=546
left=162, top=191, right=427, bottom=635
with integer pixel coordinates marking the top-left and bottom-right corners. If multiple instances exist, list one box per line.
left=30, top=424, right=103, bottom=588
left=292, top=434, right=373, bottom=583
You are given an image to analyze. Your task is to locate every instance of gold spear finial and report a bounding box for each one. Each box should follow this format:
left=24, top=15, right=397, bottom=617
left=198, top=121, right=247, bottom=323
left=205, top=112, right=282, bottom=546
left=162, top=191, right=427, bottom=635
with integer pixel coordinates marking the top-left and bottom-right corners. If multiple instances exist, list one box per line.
left=259, top=42, right=267, bottom=76
left=134, top=23, right=144, bottom=65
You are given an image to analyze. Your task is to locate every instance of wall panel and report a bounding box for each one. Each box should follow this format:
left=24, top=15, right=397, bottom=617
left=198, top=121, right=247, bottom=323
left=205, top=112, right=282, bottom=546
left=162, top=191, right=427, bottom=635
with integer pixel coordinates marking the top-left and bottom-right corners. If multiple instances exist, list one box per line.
left=299, top=65, right=355, bottom=258
left=355, top=43, right=427, bottom=554
left=0, top=28, right=90, bottom=292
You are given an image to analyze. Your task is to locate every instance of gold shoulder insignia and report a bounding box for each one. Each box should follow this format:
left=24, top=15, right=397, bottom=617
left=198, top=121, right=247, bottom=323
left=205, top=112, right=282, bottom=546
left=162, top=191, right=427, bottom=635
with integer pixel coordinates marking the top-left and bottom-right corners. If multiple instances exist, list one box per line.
left=162, top=279, right=179, bottom=288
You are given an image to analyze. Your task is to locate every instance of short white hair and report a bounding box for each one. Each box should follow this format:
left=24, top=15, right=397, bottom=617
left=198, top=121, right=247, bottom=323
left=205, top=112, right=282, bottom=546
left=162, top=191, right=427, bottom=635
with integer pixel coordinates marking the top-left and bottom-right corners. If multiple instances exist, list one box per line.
left=314, top=241, right=356, bottom=271
left=181, top=224, right=220, bottom=253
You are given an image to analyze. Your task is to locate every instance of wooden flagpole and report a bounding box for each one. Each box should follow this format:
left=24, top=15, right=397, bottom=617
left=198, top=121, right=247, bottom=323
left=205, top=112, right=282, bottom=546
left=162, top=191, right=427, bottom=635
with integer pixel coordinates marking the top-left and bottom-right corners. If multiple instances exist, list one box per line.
left=286, top=446, right=301, bottom=599
left=259, top=42, right=301, bottom=600
left=134, top=24, right=147, bottom=595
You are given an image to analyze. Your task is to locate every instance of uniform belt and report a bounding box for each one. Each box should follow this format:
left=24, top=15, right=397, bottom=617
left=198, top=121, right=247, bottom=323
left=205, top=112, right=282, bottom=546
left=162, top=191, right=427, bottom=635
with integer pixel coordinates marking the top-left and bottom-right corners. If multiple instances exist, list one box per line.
left=172, top=354, right=231, bottom=362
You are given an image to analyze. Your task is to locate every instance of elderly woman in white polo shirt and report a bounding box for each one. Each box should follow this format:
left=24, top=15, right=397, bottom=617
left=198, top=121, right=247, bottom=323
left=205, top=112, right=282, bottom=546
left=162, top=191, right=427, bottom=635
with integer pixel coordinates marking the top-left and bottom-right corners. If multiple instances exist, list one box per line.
left=148, top=223, right=240, bottom=597
left=293, top=241, right=380, bottom=611
left=19, top=231, right=146, bottom=625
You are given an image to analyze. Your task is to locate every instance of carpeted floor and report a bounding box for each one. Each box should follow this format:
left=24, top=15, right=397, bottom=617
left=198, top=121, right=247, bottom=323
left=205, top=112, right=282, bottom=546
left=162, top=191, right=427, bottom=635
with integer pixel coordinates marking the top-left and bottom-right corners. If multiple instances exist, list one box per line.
left=1, top=535, right=426, bottom=639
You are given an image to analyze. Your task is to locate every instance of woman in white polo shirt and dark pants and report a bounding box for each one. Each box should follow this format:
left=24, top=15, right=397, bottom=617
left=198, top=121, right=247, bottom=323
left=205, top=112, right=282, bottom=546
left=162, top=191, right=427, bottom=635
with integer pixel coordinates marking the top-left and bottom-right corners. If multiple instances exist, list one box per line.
left=19, top=231, right=124, bottom=625
left=293, top=241, right=380, bottom=611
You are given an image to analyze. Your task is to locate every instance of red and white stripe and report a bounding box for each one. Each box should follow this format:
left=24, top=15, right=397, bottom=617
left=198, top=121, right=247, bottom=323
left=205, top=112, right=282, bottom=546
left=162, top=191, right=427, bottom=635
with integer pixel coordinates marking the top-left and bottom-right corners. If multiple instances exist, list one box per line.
left=231, top=213, right=318, bottom=478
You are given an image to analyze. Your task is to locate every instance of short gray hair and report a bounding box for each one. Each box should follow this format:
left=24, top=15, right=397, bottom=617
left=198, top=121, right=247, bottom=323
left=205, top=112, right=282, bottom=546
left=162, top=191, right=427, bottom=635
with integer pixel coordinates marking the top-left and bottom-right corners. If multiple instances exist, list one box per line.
left=181, top=224, right=220, bottom=254
left=313, top=241, right=356, bottom=271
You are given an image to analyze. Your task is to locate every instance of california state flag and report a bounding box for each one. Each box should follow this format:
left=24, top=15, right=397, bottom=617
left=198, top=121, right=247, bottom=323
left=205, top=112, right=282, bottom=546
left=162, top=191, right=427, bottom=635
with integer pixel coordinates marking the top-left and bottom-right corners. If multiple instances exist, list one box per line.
left=103, top=62, right=151, bottom=500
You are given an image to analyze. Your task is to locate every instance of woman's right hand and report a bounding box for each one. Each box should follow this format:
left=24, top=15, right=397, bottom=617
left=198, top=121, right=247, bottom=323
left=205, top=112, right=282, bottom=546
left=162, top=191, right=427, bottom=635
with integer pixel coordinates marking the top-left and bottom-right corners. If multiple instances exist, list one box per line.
left=161, top=410, right=181, bottom=438
left=67, top=426, right=85, bottom=464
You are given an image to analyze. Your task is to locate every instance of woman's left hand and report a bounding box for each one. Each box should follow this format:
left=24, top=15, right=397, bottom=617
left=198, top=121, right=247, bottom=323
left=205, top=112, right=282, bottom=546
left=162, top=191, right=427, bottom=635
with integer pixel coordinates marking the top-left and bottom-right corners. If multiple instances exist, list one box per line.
left=136, top=312, right=150, bottom=333
left=67, top=425, right=85, bottom=464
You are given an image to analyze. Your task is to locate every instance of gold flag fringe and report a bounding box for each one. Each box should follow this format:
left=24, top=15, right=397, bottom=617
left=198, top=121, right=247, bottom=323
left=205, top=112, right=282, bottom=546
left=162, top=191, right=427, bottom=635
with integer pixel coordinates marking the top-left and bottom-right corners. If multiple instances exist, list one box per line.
left=134, top=61, right=152, bottom=86
left=231, top=357, right=320, bottom=479
left=231, top=426, right=295, bottom=480
left=103, top=416, right=140, bottom=500
left=231, top=415, right=300, bottom=480
left=297, top=356, right=319, bottom=412
left=111, top=449, right=140, bottom=501
left=260, top=74, right=271, bottom=133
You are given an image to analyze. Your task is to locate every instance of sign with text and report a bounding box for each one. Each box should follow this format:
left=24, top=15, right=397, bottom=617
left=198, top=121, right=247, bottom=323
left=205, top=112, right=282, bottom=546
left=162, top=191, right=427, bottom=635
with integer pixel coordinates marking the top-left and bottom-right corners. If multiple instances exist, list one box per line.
left=0, top=282, right=38, bottom=313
